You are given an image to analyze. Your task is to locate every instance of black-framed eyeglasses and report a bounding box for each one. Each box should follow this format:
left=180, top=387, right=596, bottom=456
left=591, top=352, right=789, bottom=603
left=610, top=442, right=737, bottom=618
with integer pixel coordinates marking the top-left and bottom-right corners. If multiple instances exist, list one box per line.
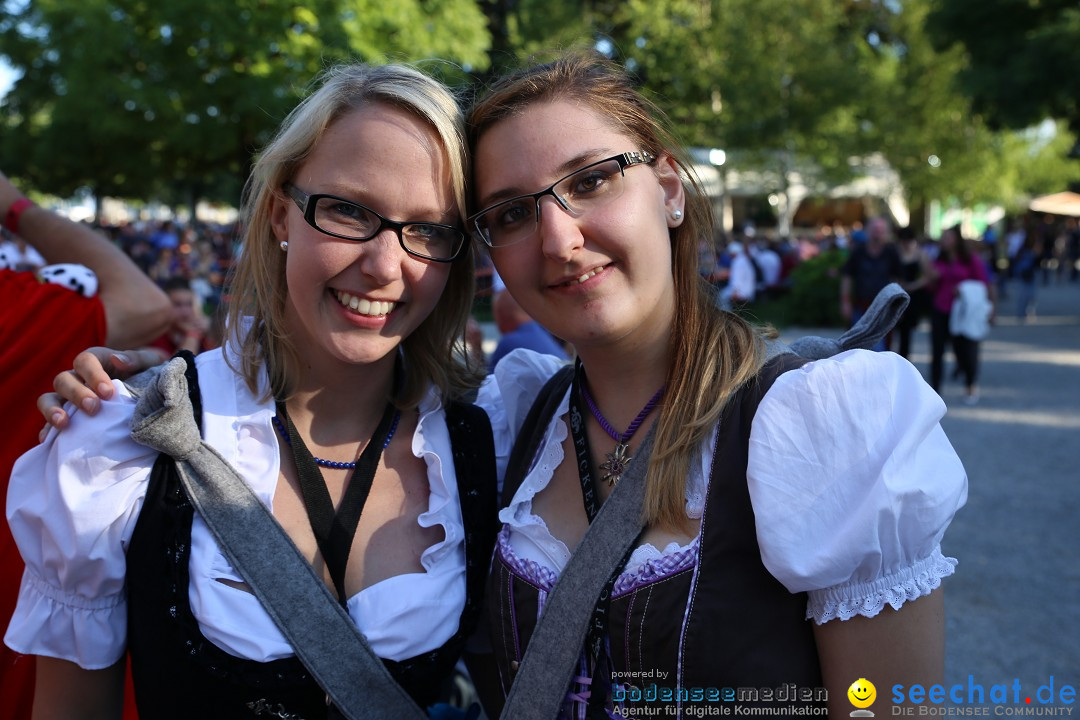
left=468, top=150, right=656, bottom=248
left=283, top=183, right=467, bottom=263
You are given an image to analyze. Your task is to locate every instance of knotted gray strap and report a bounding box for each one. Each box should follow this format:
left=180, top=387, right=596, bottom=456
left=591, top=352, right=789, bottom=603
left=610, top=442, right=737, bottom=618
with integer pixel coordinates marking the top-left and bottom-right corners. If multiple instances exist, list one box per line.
left=499, top=428, right=655, bottom=720
left=128, top=358, right=425, bottom=720
left=768, top=282, right=910, bottom=360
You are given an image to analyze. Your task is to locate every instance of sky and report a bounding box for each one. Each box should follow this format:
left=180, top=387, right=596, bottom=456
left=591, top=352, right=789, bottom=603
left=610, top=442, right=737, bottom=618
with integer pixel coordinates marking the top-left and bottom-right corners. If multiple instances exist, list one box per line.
left=0, top=60, right=17, bottom=98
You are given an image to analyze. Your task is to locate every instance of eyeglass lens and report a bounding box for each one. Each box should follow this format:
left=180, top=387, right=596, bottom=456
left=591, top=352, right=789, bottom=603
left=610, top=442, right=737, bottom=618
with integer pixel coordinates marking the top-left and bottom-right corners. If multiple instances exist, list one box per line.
left=312, top=196, right=460, bottom=260
left=478, top=158, right=627, bottom=246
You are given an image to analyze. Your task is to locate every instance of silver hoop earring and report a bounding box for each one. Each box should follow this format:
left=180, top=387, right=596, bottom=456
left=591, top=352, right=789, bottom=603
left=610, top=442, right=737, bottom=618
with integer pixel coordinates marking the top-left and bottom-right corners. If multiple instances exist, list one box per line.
left=279, top=240, right=289, bottom=252
left=672, top=209, right=683, bottom=221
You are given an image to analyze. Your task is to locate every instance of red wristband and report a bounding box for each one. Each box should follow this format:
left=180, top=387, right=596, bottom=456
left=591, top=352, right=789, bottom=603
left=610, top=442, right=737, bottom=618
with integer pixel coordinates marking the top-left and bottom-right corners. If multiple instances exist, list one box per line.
left=4, top=197, right=35, bottom=235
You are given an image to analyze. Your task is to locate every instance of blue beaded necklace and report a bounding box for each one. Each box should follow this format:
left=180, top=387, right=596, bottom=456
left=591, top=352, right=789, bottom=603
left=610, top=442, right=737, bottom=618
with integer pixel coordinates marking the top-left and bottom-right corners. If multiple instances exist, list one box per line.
left=272, top=412, right=400, bottom=469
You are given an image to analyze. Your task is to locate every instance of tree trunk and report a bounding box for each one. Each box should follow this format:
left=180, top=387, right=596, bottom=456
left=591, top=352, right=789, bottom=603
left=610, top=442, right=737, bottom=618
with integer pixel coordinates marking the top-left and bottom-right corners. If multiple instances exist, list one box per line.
left=909, top=196, right=928, bottom=237
left=189, top=183, right=202, bottom=223
left=478, top=0, right=513, bottom=81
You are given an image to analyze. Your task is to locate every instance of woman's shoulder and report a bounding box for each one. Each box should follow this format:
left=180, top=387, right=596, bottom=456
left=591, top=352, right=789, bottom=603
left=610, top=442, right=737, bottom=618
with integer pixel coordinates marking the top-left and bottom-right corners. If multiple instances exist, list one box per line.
left=483, top=349, right=572, bottom=432
left=762, top=348, right=929, bottom=406
left=747, top=349, right=967, bottom=622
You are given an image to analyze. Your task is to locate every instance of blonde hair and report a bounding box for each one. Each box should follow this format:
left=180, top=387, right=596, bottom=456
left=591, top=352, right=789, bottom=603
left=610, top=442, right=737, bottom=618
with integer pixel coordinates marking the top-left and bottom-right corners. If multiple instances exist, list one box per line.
left=226, top=63, right=481, bottom=408
left=468, top=52, right=767, bottom=530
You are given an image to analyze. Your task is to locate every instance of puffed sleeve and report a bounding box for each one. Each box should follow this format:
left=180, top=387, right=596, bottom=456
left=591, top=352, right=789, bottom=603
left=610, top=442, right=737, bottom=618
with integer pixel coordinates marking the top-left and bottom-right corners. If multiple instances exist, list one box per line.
left=476, top=348, right=571, bottom=493
left=4, top=382, right=157, bottom=668
left=747, top=350, right=967, bottom=624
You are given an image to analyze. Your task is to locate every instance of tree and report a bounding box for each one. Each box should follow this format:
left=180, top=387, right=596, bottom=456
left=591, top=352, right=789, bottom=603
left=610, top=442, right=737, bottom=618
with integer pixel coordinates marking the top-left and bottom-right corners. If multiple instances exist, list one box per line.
left=864, top=0, right=1079, bottom=225
left=928, top=0, right=1080, bottom=141
left=609, top=0, right=886, bottom=231
left=0, top=0, right=490, bottom=215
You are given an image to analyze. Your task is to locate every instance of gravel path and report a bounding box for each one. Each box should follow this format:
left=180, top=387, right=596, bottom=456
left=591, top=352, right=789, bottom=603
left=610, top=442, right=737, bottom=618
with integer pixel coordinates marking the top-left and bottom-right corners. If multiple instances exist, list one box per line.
left=785, top=280, right=1080, bottom=701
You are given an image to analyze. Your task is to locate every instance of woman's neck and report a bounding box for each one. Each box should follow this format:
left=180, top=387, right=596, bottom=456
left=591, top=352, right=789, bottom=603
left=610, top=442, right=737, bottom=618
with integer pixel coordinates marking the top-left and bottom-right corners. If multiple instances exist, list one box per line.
left=575, top=330, right=671, bottom=430
left=282, top=351, right=398, bottom=446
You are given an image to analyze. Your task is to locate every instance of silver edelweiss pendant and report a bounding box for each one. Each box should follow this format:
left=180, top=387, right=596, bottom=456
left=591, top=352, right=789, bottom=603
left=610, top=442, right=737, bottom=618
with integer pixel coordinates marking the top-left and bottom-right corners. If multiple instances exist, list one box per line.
left=600, top=443, right=632, bottom=486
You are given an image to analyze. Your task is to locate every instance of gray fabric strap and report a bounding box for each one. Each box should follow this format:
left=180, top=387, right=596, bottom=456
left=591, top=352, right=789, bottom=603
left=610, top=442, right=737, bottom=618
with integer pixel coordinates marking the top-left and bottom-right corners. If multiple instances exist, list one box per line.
left=128, top=358, right=426, bottom=720
left=498, top=427, right=655, bottom=720
left=771, top=282, right=910, bottom=360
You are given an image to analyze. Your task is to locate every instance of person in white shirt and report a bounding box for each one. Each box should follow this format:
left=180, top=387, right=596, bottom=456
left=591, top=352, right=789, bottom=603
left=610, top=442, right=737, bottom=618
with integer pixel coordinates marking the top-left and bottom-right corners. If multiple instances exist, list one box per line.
left=720, top=239, right=756, bottom=309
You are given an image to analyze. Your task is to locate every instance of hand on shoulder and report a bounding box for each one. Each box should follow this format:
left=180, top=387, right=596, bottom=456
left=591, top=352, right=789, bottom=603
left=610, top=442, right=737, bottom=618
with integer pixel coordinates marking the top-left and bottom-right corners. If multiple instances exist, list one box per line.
left=38, top=347, right=167, bottom=437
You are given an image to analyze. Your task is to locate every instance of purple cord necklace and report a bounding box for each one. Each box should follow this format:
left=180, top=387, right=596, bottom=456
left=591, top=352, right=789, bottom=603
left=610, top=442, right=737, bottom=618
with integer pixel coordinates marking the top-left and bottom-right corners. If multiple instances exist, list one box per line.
left=580, top=378, right=665, bottom=486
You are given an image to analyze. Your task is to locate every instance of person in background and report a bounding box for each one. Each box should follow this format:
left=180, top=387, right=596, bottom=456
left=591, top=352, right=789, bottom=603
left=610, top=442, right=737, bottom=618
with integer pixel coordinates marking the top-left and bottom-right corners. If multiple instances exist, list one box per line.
left=144, top=276, right=216, bottom=360
left=719, top=238, right=756, bottom=310
left=894, top=226, right=932, bottom=360
left=749, top=237, right=783, bottom=298
left=1012, top=236, right=1041, bottom=323
left=0, top=169, right=171, bottom=720
left=840, top=217, right=901, bottom=351
left=927, top=224, right=995, bottom=403
left=488, top=289, right=569, bottom=371
left=149, top=220, right=180, bottom=253
left=1067, top=218, right=1080, bottom=284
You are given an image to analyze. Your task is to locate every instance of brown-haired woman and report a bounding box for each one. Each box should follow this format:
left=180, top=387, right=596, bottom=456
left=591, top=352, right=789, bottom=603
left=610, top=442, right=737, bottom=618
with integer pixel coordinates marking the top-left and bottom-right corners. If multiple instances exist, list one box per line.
left=469, top=52, right=967, bottom=718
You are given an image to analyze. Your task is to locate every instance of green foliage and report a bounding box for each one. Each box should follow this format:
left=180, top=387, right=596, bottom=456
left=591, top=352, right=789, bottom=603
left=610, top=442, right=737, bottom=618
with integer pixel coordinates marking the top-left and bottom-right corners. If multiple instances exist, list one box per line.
left=929, top=0, right=1080, bottom=136
left=0, top=0, right=490, bottom=209
left=782, top=249, right=847, bottom=328
left=605, top=0, right=877, bottom=190
left=852, top=0, right=1079, bottom=216
left=1, top=0, right=1075, bottom=217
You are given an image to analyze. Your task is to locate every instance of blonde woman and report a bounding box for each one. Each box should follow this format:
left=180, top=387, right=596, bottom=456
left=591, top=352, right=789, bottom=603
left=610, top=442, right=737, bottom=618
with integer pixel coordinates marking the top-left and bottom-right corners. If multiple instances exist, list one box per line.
left=7, top=64, right=505, bottom=719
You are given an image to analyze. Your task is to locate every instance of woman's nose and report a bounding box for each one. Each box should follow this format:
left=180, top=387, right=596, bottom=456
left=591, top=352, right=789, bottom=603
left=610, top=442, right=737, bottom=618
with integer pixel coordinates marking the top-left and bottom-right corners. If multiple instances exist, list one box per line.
left=536, top=196, right=584, bottom=262
left=356, top=229, right=407, bottom=283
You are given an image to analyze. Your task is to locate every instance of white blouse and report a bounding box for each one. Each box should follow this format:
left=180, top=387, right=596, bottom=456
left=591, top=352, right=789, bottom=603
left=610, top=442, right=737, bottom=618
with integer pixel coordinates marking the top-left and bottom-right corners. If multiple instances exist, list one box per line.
left=4, top=347, right=511, bottom=670
left=490, top=348, right=968, bottom=623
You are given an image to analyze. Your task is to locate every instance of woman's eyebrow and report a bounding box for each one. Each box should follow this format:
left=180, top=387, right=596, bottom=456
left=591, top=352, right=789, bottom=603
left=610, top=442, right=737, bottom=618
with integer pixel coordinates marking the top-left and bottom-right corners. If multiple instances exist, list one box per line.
left=476, top=148, right=611, bottom=208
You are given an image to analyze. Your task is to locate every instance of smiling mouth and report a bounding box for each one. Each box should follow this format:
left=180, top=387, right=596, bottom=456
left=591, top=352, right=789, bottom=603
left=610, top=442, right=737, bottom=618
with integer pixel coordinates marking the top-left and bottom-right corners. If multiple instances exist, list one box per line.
left=559, top=264, right=608, bottom=287
left=332, top=290, right=396, bottom=317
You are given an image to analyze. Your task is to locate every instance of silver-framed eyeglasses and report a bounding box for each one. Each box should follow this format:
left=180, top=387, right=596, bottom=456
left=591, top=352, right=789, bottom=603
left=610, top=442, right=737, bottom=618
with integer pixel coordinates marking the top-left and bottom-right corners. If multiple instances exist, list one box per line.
left=283, top=183, right=466, bottom=263
left=469, top=150, right=657, bottom=248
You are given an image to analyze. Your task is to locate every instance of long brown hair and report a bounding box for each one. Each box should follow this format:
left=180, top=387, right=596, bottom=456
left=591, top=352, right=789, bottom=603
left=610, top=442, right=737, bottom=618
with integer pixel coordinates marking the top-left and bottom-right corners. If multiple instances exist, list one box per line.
left=939, top=224, right=973, bottom=266
left=226, top=63, right=481, bottom=408
left=468, top=52, right=766, bottom=530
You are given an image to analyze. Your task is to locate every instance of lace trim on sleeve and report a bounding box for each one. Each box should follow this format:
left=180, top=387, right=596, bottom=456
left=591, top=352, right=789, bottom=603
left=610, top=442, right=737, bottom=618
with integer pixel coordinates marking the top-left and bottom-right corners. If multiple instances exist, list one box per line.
left=806, top=547, right=957, bottom=624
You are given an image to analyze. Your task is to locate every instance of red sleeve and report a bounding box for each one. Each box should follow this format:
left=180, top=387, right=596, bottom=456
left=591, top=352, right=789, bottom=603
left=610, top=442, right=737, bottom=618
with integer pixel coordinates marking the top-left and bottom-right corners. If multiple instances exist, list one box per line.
left=0, top=270, right=108, bottom=695
left=0, top=269, right=107, bottom=486
left=0, top=269, right=107, bottom=500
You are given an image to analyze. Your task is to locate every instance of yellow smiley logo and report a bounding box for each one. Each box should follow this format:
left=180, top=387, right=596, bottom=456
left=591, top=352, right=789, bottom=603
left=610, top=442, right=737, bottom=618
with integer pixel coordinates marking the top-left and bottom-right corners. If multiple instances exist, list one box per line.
left=847, top=678, right=877, bottom=709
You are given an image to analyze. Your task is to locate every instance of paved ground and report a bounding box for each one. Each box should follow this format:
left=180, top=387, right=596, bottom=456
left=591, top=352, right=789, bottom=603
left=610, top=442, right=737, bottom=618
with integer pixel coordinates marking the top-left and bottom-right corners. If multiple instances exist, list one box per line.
left=925, top=282, right=1079, bottom=696
left=480, top=280, right=1080, bottom=701
left=782, top=281, right=1080, bottom=701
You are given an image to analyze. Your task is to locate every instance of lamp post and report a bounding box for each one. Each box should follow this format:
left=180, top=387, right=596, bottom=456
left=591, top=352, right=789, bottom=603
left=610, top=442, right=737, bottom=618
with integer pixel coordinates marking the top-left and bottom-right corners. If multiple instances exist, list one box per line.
left=708, top=148, right=731, bottom=233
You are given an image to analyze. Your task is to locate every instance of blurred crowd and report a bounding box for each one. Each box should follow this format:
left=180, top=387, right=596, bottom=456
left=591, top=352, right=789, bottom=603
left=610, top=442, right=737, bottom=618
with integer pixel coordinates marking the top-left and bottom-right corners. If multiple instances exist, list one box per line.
left=3, top=216, right=237, bottom=351
left=5, top=209, right=1078, bottom=371
left=692, top=214, right=1080, bottom=316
